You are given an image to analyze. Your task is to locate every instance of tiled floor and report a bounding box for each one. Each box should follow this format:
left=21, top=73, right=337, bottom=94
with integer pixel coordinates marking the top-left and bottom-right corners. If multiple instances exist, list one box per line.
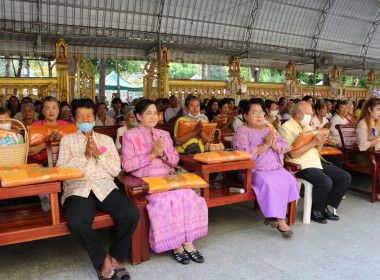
left=1, top=173, right=380, bottom=280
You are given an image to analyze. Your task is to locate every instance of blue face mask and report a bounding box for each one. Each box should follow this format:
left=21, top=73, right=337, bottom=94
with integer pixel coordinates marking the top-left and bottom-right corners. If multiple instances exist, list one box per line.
left=128, top=121, right=139, bottom=128
left=76, top=121, right=95, bottom=133
left=188, top=112, right=201, bottom=121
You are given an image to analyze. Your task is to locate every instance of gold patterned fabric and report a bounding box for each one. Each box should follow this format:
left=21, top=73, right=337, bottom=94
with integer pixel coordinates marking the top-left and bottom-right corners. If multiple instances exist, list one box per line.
left=142, top=173, right=207, bottom=194
left=0, top=167, right=84, bottom=187
left=193, top=150, right=252, bottom=164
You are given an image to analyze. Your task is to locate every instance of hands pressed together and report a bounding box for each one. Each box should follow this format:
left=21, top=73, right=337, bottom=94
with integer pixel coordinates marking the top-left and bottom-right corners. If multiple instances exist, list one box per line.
left=85, top=135, right=100, bottom=160
left=312, top=131, right=329, bottom=147
left=49, top=130, right=62, bottom=141
left=151, top=137, right=165, bottom=158
left=264, top=129, right=278, bottom=150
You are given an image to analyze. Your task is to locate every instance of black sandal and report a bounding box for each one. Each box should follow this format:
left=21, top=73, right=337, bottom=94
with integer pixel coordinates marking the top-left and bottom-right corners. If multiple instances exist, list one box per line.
left=183, top=248, right=204, bottom=263
left=114, top=267, right=131, bottom=280
left=96, top=269, right=114, bottom=280
left=172, top=250, right=190, bottom=265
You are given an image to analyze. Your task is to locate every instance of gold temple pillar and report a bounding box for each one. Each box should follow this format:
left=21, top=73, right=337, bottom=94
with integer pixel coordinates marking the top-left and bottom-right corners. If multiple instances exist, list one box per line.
left=55, top=38, right=69, bottom=101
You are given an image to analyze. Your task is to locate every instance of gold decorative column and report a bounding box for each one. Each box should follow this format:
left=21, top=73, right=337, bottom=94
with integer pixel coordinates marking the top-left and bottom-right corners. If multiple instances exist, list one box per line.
left=143, top=45, right=170, bottom=99
left=367, top=69, right=377, bottom=98
left=159, top=46, right=170, bottom=98
left=55, top=38, right=69, bottom=101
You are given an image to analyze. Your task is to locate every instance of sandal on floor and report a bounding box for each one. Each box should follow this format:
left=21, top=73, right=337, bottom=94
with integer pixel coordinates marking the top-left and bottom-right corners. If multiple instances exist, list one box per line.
left=96, top=270, right=113, bottom=280
left=114, top=267, right=131, bottom=280
left=183, top=248, right=205, bottom=263
left=172, top=250, right=190, bottom=265
left=263, top=218, right=278, bottom=228
left=277, top=227, right=294, bottom=239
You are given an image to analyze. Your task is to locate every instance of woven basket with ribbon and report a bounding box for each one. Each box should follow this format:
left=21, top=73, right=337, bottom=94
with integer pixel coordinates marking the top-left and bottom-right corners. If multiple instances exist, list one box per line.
left=204, top=128, right=225, bottom=152
left=0, top=118, right=29, bottom=167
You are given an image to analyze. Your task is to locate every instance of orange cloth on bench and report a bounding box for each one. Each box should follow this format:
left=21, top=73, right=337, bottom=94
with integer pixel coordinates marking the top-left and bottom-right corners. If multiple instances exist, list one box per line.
left=320, top=147, right=342, bottom=156
left=291, top=128, right=329, bottom=150
left=0, top=164, right=41, bottom=171
left=176, top=121, right=216, bottom=138
left=0, top=167, right=85, bottom=187
left=193, top=150, right=252, bottom=164
left=29, top=125, right=78, bottom=146
left=141, top=173, right=207, bottom=194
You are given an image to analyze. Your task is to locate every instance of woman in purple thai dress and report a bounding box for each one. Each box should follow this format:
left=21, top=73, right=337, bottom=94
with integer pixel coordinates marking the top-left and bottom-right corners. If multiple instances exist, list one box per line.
left=232, top=98, right=299, bottom=238
left=122, top=99, right=208, bottom=264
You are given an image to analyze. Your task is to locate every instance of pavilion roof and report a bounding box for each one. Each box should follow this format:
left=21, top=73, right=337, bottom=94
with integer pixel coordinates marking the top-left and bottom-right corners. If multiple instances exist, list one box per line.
left=1, top=0, right=380, bottom=75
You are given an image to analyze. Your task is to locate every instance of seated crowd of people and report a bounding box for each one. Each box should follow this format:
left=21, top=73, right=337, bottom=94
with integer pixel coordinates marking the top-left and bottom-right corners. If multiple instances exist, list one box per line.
left=0, top=93, right=378, bottom=280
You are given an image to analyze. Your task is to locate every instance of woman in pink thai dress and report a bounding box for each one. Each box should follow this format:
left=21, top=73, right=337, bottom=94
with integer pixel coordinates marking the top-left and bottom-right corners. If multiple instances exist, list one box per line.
left=122, top=99, right=208, bottom=265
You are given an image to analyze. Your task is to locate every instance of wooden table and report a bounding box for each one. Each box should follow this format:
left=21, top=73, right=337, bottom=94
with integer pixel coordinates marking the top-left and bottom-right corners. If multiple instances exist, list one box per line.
left=179, top=155, right=256, bottom=208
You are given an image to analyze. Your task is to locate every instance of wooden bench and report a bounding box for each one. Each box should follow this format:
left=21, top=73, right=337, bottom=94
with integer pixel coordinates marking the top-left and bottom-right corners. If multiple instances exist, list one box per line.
left=0, top=140, right=118, bottom=247
left=337, top=124, right=378, bottom=202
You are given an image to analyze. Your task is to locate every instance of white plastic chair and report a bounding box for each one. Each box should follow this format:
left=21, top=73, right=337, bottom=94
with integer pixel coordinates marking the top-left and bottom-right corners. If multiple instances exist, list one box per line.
left=296, top=178, right=313, bottom=224
left=297, top=178, right=338, bottom=224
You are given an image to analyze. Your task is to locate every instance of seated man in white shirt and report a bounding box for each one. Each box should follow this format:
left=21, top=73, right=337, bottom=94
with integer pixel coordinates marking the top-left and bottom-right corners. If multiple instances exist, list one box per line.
left=56, top=98, right=140, bottom=280
left=164, top=95, right=183, bottom=123
left=106, top=97, right=122, bottom=119
left=278, top=101, right=351, bottom=224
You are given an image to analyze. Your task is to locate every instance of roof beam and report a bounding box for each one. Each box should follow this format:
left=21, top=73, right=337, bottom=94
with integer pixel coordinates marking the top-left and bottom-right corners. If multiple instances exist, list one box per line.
left=311, top=0, right=335, bottom=51
left=360, top=8, right=380, bottom=65
left=244, top=0, right=261, bottom=44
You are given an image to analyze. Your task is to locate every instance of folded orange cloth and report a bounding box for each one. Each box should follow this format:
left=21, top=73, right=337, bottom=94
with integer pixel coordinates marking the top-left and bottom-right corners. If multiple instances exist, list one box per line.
left=157, top=111, right=164, bottom=124
left=177, top=121, right=216, bottom=138
left=141, top=173, right=208, bottom=194
left=0, top=164, right=42, bottom=172
left=213, top=115, right=235, bottom=129
left=291, top=128, right=329, bottom=150
left=0, top=167, right=85, bottom=187
left=320, top=147, right=342, bottom=156
left=193, top=150, right=252, bottom=164
left=29, top=125, right=78, bottom=146
left=0, top=128, right=18, bottom=140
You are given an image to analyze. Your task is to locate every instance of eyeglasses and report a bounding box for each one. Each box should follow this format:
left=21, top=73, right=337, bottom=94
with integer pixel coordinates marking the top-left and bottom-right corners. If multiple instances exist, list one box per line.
left=251, top=110, right=265, bottom=117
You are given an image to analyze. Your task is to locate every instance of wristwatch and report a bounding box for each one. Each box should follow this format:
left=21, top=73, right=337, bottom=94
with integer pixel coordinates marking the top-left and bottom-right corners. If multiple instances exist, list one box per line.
left=160, top=152, right=166, bottom=159
left=262, top=143, right=268, bottom=150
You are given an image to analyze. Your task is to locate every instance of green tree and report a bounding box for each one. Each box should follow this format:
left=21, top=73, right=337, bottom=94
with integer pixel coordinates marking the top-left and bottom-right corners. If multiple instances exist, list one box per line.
left=259, top=69, right=284, bottom=83
left=169, top=63, right=198, bottom=79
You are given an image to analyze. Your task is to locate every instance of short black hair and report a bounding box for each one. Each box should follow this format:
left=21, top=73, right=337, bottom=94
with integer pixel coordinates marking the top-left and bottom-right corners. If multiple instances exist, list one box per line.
left=7, top=96, right=20, bottom=111
left=134, top=99, right=156, bottom=119
left=238, top=99, right=249, bottom=110
left=34, top=100, right=42, bottom=106
left=219, top=98, right=229, bottom=109
left=60, top=101, right=70, bottom=108
left=314, top=102, right=326, bottom=112
left=41, top=96, right=60, bottom=109
left=111, top=97, right=122, bottom=105
left=242, top=98, right=266, bottom=116
left=96, top=102, right=108, bottom=111
left=302, top=95, right=313, bottom=102
left=162, top=98, right=169, bottom=105
left=71, top=98, right=97, bottom=119
left=185, top=94, right=200, bottom=107
left=0, top=107, right=10, bottom=115
left=121, top=102, right=128, bottom=110
left=21, top=97, right=32, bottom=104
left=265, top=99, right=276, bottom=111
left=335, top=101, right=347, bottom=111
left=279, top=97, right=286, bottom=103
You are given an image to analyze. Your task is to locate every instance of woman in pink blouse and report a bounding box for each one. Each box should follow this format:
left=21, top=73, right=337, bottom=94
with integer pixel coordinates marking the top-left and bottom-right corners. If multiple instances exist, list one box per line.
left=122, top=99, right=208, bottom=265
